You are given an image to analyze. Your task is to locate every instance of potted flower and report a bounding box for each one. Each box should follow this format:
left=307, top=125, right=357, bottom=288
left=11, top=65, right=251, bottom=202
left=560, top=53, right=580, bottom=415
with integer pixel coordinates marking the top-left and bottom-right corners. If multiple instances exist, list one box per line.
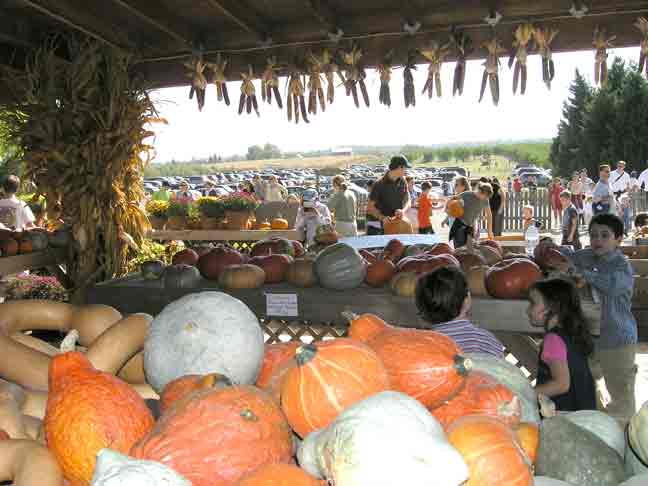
left=221, top=192, right=259, bottom=230
left=145, top=200, right=169, bottom=230
left=166, top=201, right=189, bottom=230
left=196, top=197, right=225, bottom=230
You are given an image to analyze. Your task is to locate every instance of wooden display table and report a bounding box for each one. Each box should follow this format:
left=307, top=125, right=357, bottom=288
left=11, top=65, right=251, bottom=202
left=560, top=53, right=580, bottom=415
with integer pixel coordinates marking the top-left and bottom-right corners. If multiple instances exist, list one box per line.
left=0, top=249, right=66, bottom=276
left=147, top=229, right=300, bottom=242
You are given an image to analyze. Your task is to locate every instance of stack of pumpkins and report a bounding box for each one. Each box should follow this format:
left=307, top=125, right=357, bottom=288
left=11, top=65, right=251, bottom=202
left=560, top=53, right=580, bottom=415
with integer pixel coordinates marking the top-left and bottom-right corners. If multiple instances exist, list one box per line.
left=0, top=227, right=69, bottom=258
left=0, top=293, right=644, bottom=485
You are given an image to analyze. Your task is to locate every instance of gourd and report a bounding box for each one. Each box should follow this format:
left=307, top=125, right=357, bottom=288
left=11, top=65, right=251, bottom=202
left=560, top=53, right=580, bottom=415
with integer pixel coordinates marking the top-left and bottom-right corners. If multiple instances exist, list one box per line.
left=238, top=463, right=323, bottom=485
left=172, top=248, right=199, bottom=266
left=140, top=260, right=165, bottom=280
left=365, top=259, right=396, bottom=287
left=286, top=258, right=318, bottom=287
left=248, top=254, right=293, bottom=283
left=91, top=448, right=191, bottom=485
left=297, top=391, right=469, bottom=486
left=45, top=352, right=154, bottom=485
left=562, top=409, right=625, bottom=458
left=447, top=416, right=533, bottom=486
left=0, top=439, right=64, bottom=486
left=345, top=312, right=389, bottom=343
left=389, top=272, right=418, bottom=297
left=629, top=400, right=648, bottom=464
left=256, top=341, right=301, bottom=389
left=162, top=264, right=201, bottom=289
left=143, top=292, right=264, bottom=393
left=218, top=264, right=266, bottom=289
left=131, top=385, right=293, bottom=486
left=271, top=215, right=290, bottom=230
left=280, top=339, right=390, bottom=438
left=159, top=373, right=232, bottom=414
left=314, top=243, right=366, bottom=290
left=485, top=259, right=542, bottom=299
left=536, top=416, right=625, bottom=486
left=367, top=328, right=471, bottom=408
left=465, top=353, right=540, bottom=424
left=197, top=246, right=244, bottom=280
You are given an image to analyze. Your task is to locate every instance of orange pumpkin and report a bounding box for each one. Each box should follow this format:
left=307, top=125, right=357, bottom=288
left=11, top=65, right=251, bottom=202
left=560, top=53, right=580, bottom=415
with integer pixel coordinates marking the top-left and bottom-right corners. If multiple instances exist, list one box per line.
left=259, top=220, right=272, bottom=230
left=271, top=216, right=290, bottom=230
left=425, top=242, right=454, bottom=256
left=360, top=248, right=378, bottom=264
left=485, top=259, right=542, bottom=299
left=280, top=338, right=391, bottom=438
left=0, top=238, right=18, bottom=257
left=367, top=328, right=471, bottom=408
left=431, top=372, right=521, bottom=429
left=131, top=385, right=293, bottom=486
left=238, top=463, right=323, bottom=485
left=45, top=352, right=154, bottom=485
left=345, top=312, right=389, bottom=342
left=446, top=416, right=533, bottom=486
left=256, top=342, right=301, bottom=389
left=514, top=422, right=540, bottom=464
left=397, top=253, right=460, bottom=274
left=248, top=254, right=293, bottom=283
left=382, top=238, right=406, bottom=262
left=383, top=218, right=413, bottom=235
left=365, top=259, right=396, bottom=287
left=160, top=373, right=232, bottom=414
left=447, top=199, right=465, bottom=218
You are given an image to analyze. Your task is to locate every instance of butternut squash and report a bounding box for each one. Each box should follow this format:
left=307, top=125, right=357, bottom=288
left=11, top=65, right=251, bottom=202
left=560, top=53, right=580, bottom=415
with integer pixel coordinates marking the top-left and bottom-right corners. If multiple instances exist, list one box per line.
left=0, top=439, right=64, bottom=485
left=118, top=352, right=146, bottom=384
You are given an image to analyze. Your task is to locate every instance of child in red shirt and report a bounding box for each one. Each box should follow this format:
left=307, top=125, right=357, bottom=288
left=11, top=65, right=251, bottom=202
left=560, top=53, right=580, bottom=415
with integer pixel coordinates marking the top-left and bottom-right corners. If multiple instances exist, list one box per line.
left=417, top=181, right=434, bottom=234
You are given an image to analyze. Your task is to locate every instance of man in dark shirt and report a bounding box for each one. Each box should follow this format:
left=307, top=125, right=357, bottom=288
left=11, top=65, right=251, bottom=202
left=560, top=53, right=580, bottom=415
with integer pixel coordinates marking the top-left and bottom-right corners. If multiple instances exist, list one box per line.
left=367, top=155, right=411, bottom=234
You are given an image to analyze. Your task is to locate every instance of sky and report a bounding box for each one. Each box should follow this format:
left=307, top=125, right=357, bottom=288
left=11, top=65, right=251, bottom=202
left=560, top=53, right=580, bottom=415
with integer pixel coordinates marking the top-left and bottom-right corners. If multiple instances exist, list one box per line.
left=149, top=46, right=639, bottom=162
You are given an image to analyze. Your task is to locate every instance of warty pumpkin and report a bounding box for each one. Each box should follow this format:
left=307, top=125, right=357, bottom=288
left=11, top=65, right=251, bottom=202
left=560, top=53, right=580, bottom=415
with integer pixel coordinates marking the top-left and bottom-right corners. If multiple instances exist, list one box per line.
left=367, top=328, right=471, bottom=408
left=218, top=264, right=266, bottom=289
left=237, top=463, right=323, bottom=486
left=248, top=254, right=293, bottom=283
left=286, top=258, right=318, bottom=287
left=256, top=341, right=301, bottom=390
left=280, top=338, right=390, bottom=438
left=344, top=312, right=389, bottom=343
left=91, top=448, right=191, bottom=485
left=446, top=415, right=533, bottom=486
left=45, top=352, right=154, bottom=485
left=365, top=259, right=396, bottom=287
left=131, top=385, right=293, bottom=486
left=160, top=373, right=232, bottom=414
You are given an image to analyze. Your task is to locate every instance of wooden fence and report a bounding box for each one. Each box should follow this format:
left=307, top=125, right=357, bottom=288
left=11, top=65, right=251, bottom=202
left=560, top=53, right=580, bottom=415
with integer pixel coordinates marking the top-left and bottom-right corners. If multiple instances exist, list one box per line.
left=502, top=190, right=552, bottom=232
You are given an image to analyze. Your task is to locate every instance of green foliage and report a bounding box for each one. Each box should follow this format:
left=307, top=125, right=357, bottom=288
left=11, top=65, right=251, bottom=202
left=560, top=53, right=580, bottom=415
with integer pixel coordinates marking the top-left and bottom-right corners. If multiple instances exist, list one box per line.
left=167, top=201, right=189, bottom=217
left=196, top=196, right=225, bottom=218
left=125, top=239, right=179, bottom=274
left=221, top=193, right=259, bottom=212
left=247, top=143, right=281, bottom=160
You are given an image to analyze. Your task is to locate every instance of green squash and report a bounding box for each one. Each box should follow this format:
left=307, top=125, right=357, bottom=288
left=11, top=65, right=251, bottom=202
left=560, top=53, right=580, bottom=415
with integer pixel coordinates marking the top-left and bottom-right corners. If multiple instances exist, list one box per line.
left=314, top=242, right=367, bottom=291
left=162, top=264, right=201, bottom=289
left=629, top=400, right=648, bottom=464
left=141, top=260, right=165, bottom=280
left=536, top=416, right=625, bottom=486
left=620, top=474, right=648, bottom=485
left=562, top=410, right=625, bottom=458
left=625, top=440, right=648, bottom=477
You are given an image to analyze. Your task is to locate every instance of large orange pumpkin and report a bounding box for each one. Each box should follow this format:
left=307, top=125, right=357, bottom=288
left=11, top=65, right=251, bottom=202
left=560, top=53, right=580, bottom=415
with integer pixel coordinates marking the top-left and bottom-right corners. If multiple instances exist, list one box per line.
left=238, top=463, right=323, bottom=485
left=159, top=373, right=232, bottom=414
left=45, top=352, right=154, bottom=486
left=365, top=259, right=396, bottom=287
left=256, top=342, right=301, bottom=389
left=446, top=416, right=533, bottom=486
left=396, top=253, right=459, bottom=274
left=280, top=338, right=391, bottom=438
left=345, top=312, right=389, bottom=343
left=367, top=329, right=471, bottom=408
left=447, top=199, right=465, bottom=218
left=514, top=422, right=540, bottom=464
left=431, top=372, right=521, bottom=429
left=131, top=386, right=293, bottom=486
left=485, top=258, right=542, bottom=299
left=248, top=254, right=293, bottom=283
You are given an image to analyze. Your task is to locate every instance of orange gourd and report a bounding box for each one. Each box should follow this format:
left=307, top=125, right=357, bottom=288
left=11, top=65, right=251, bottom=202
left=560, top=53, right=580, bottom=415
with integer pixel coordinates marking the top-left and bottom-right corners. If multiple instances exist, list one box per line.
left=256, top=342, right=301, bottom=389
left=345, top=312, right=389, bottom=343
left=280, top=338, right=391, bottom=438
left=259, top=220, right=272, bottom=230
left=160, top=373, right=232, bottom=414
left=447, top=199, right=465, bottom=218
left=430, top=372, right=521, bottom=429
left=367, top=328, right=471, bottom=408
left=237, top=463, right=324, bottom=485
left=514, top=422, right=540, bottom=464
left=271, top=216, right=289, bottom=230
left=446, top=416, right=533, bottom=486
left=131, top=385, right=293, bottom=486
left=365, top=259, right=396, bottom=287
left=45, top=352, right=154, bottom=486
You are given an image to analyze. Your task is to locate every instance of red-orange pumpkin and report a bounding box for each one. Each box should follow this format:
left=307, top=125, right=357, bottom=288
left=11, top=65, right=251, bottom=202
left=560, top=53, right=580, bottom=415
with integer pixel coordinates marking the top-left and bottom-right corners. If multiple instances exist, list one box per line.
left=280, top=338, right=391, bottom=438
left=251, top=237, right=296, bottom=258
left=345, top=312, right=390, bottom=342
left=534, top=241, right=569, bottom=271
left=454, top=250, right=487, bottom=273
left=397, top=253, right=460, bottom=274
left=383, top=238, right=406, bottom=262
left=425, top=242, right=454, bottom=256
left=430, top=372, right=521, bottom=429
left=446, top=416, right=533, bottom=486
left=238, top=463, right=324, bottom=485
left=365, top=259, right=396, bottom=287
left=160, top=373, right=232, bottom=414
left=485, top=258, right=542, bottom=299
left=131, top=386, right=293, bottom=486
left=367, top=328, right=471, bottom=408
left=514, top=422, right=540, bottom=464
left=172, top=248, right=199, bottom=266
left=248, top=254, right=293, bottom=283
left=256, top=342, right=301, bottom=389
left=198, top=246, right=244, bottom=280
left=359, top=249, right=378, bottom=264
left=46, top=352, right=155, bottom=485
left=0, top=238, right=18, bottom=257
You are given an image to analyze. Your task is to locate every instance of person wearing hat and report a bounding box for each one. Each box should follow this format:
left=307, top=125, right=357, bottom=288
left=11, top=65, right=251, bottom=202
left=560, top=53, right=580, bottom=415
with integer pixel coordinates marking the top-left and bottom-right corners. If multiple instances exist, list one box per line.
left=366, top=155, right=412, bottom=235
left=295, top=188, right=332, bottom=246
left=174, top=180, right=198, bottom=205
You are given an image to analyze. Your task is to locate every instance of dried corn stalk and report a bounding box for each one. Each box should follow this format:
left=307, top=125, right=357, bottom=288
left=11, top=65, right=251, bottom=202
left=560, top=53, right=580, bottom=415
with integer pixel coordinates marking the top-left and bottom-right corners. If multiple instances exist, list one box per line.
left=0, top=37, right=161, bottom=302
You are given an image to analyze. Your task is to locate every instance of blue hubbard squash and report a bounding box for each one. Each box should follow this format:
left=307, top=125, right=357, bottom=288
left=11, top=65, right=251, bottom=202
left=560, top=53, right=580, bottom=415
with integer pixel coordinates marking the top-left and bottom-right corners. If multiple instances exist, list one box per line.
left=314, top=243, right=366, bottom=290
left=162, top=264, right=200, bottom=289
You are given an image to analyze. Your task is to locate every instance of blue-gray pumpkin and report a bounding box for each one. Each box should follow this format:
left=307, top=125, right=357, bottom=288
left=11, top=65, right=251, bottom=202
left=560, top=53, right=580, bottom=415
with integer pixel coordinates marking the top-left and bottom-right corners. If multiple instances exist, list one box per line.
left=314, top=243, right=366, bottom=290
left=163, top=264, right=201, bottom=289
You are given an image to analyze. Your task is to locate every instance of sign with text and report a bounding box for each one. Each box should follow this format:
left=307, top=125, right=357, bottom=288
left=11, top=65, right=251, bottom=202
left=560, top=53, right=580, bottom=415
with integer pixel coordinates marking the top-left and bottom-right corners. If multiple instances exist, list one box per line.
left=266, top=293, right=298, bottom=317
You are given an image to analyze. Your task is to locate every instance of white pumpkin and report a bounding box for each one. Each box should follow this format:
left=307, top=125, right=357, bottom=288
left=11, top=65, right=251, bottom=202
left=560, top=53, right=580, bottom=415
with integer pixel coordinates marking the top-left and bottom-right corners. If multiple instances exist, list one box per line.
left=562, top=410, right=626, bottom=458
left=297, top=391, right=468, bottom=486
left=625, top=441, right=648, bottom=477
left=144, top=292, right=264, bottom=393
left=91, top=449, right=190, bottom=485
left=620, top=474, right=648, bottom=486
left=629, top=401, right=648, bottom=464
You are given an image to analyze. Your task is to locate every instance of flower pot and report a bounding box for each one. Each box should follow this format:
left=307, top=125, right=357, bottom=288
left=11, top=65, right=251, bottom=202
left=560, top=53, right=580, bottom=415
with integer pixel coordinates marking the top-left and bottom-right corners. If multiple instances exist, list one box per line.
left=200, top=215, right=223, bottom=230
left=149, top=216, right=167, bottom=230
left=166, top=216, right=186, bottom=230
left=225, top=210, right=251, bottom=230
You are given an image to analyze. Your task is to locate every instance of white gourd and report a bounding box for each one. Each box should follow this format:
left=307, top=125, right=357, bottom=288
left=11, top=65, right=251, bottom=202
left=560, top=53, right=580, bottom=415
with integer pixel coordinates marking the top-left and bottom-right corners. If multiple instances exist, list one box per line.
left=91, top=449, right=191, bottom=485
left=562, top=410, right=625, bottom=458
left=297, top=391, right=468, bottom=486
left=144, top=292, right=264, bottom=393
left=629, top=401, right=648, bottom=464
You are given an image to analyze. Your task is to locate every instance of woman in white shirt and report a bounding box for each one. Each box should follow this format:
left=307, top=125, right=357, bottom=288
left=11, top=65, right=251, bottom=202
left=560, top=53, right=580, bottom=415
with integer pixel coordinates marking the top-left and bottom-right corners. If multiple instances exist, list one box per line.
left=0, top=175, right=35, bottom=231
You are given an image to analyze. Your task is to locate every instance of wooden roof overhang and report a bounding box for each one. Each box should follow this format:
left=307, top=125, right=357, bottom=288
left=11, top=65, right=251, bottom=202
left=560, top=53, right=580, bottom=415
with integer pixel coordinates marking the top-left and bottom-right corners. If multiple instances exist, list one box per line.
left=2, top=0, right=648, bottom=88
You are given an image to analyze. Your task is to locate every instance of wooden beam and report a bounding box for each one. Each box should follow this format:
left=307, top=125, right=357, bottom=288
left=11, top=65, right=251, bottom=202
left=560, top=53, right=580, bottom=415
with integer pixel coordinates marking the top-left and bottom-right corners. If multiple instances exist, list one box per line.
left=0, top=20, right=37, bottom=49
left=203, top=0, right=270, bottom=40
left=108, top=0, right=191, bottom=47
left=305, top=0, right=339, bottom=32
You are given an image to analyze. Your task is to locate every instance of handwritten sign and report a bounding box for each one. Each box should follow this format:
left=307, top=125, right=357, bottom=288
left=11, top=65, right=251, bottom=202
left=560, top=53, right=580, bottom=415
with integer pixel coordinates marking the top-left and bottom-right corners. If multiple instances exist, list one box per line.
left=266, top=293, right=298, bottom=317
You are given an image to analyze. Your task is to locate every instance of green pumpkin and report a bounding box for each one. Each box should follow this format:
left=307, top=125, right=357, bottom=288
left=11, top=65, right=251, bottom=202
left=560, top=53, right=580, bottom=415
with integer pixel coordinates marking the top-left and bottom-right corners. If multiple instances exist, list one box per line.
left=23, top=230, right=49, bottom=251
left=141, top=260, right=165, bottom=280
left=162, top=264, right=201, bottom=289
left=314, top=242, right=367, bottom=290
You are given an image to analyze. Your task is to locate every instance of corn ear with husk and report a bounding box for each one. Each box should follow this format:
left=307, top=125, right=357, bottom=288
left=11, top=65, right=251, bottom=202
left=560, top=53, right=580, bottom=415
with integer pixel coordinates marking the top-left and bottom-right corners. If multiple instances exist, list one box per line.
left=480, top=36, right=505, bottom=105
left=377, top=51, right=393, bottom=107
left=307, top=51, right=326, bottom=115
left=450, top=29, right=473, bottom=96
left=403, top=52, right=417, bottom=108
left=261, top=56, right=282, bottom=108
left=239, top=65, right=259, bottom=116
left=342, top=45, right=369, bottom=108
left=287, top=67, right=309, bottom=123
left=420, top=41, right=450, bottom=98
left=208, top=53, right=230, bottom=106
left=636, top=17, right=648, bottom=76
left=534, top=26, right=558, bottom=89
left=184, top=55, right=207, bottom=111
left=593, top=26, right=615, bottom=87
left=508, top=23, right=534, bottom=95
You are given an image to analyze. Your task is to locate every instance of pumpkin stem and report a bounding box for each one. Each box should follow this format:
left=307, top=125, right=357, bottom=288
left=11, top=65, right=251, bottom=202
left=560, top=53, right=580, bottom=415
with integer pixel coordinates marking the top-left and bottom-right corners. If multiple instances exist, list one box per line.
left=341, top=311, right=359, bottom=324
left=295, top=344, right=317, bottom=366
left=240, top=408, right=259, bottom=422
left=201, top=373, right=233, bottom=389
left=59, top=329, right=79, bottom=353
left=454, top=355, right=472, bottom=376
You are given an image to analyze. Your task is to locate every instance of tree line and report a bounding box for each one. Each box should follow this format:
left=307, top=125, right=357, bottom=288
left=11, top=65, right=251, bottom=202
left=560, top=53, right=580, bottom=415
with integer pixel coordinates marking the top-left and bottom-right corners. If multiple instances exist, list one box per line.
left=550, top=57, right=648, bottom=177
left=401, top=142, right=550, bottom=166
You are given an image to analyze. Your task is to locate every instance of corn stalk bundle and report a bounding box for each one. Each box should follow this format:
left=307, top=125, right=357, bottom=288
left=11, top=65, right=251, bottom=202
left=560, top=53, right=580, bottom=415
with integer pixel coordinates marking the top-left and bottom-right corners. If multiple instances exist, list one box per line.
left=0, top=36, right=162, bottom=301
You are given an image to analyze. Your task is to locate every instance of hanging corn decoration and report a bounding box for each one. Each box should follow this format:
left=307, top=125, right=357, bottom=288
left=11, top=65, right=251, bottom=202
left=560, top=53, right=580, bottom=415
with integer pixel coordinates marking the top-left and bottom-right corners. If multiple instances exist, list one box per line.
left=261, top=56, right=282, bottom=108
left=534, top=26, right=559, bottom=89
left=480, top=35, right=505, bottom=105
left=184, top=55, right=207, bottom=111
left=239, top=65, right=259, bottom=116
left=342, top=45, right=369, bottom=108
left=377, top=51, right=394, bottom=107
left=307, top=51, right=326, bottom=115
left=635, top=17, right=648, bottom=77
left=508, top=23, right=535, bottom=95
left=450, top=29, right=473, bottom=96
left=420, top=41, right=450, bottom=98
left=404, top=52, right=417, bottom=108
left=287, top=67, right=309, bottom=124
left=321, top=49, right=340, bottom=104
left=593, top=26, right=615, bottom=87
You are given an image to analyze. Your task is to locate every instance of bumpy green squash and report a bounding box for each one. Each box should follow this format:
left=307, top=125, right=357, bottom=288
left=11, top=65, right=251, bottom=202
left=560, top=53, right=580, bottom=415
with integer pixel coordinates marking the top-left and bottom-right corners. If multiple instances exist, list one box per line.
left=562, top=410, right=625, bottom=458
left=620, top=474, right=648, bottom=485
left=629, top=400, right=648, bottom=463
left=314, top=242, right=366, bottom=291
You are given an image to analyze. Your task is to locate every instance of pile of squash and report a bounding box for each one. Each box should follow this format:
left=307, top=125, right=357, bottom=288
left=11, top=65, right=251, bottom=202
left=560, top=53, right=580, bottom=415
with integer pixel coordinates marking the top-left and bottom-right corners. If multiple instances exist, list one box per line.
left=0, top=227, right=69, bottom=258
left=0, top=294, right=646, bottom=485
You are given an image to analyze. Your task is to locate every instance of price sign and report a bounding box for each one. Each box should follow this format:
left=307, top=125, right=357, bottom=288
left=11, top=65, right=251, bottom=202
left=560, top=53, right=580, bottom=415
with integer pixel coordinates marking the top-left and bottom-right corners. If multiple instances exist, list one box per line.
left=266, top=293, right=298, bottom=317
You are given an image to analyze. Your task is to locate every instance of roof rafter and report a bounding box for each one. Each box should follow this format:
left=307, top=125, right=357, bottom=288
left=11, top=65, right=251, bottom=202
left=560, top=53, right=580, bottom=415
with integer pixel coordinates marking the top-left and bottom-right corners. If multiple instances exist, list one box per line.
left=203, top=0, right=271, bottom=41
left=108, top=0, right=192, bottom=46
left=305, top=0, right=339, bottom=32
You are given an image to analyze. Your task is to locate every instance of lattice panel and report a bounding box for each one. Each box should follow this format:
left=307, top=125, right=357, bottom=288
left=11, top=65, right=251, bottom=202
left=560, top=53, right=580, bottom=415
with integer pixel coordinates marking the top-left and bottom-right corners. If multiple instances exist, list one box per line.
left=261, top=319, right=347, bottom=344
